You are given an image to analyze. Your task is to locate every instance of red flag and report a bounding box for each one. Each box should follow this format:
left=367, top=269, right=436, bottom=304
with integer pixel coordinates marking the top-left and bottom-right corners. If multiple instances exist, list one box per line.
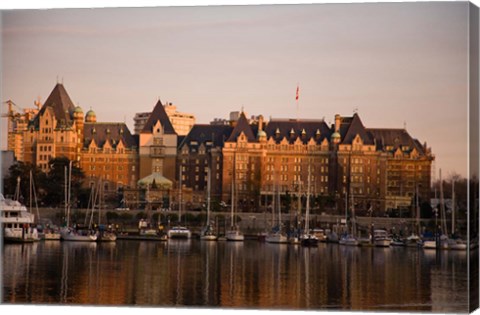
left=295, top=85, right=299, bottom=101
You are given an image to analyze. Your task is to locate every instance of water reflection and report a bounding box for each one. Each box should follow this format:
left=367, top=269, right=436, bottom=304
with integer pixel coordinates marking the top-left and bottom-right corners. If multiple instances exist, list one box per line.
left=2, top=241, right=470, bottom=312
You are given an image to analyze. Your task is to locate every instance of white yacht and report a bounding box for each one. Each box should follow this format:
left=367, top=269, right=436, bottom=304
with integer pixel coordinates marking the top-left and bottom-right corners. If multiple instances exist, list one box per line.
left=1, top=194, right=39, bottom=243
left=226, top=228, right=244, bottom=241
left=168, top=226, right=192, bottom=239
left=265, top=232, right=288, bottom=243
left=60, top=226, right=98, bottom=242
left=373, top=229, right=392, bottom=247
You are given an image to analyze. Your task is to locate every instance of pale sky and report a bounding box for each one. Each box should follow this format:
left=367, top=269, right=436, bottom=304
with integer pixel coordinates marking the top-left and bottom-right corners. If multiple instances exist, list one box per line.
left=0, top=1, right=472, bottom=178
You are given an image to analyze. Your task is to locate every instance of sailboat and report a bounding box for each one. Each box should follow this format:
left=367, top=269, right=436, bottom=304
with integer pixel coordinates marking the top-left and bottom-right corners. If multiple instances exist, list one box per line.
left=339, top=184, right=359, bottom=246
left=29, top=170, right=59, bottom=240
left=200, top=167, right=217, bottom=241
left=288, top=181, right=302, bottom=244
left=266, top=180, right=288, bottom=244
left=60, top=161, right=97, bottom=242
left=447, top=179, right=467, bottom=250
left=423, top=169, right=449, bottom=249
left=300, top=162, right=318, bottom=246
left=95, top=179, right=117, bottom=242
left=403, top=184, right=421, bottom=247
left=168, top=165, right=191, bottom=239
left=226, top=154, right=244, bottom=241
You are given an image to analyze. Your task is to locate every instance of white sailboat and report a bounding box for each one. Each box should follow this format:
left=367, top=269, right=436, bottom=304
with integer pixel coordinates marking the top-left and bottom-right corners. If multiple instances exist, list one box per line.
left=168, top=165, right=191, bottom=239
left=300, top=162, right=318, bottom=246
left=447, top=179, right=467, bottom=250
left=200, top=167, right=217, bottom=241
left=340, top=183, right=359, bottom=246
left=423, top=169, right=449, bottom=249
left=226, top=154, right=244, bottom=242
left=60, top=161, right=97, bottom=242
left=95, top=179, right=116, bottom=242
left=266, top=177, right=288, bottom=244
left=29, top=170, right=59, bottom=240
left=403, top=184, right=421, bottom=247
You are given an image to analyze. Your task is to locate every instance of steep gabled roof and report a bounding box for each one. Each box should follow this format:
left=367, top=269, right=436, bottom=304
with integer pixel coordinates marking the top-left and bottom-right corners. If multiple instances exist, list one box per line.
left=83, top=122, right=137, bottom=149
left=366, top=128, right=426, bottom=155
left=179, top=124, right=233, bottom=149
left=226, top=112, right=256, bottom=142
left=264, top=119, right=331, bottom=144
left=340, top=113, right=374, bottom=145
left=32, top=83, right=76, bottom=128
left=141, top=100, right=176, bottom=135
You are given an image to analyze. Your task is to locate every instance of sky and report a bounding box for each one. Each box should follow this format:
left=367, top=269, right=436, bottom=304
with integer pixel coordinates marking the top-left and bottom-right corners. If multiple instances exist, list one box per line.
left=0, top=1, right=473, bottom=179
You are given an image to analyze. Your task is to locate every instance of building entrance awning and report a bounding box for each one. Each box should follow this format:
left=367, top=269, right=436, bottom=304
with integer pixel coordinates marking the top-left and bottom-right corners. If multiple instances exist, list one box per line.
left=137, top=172, right=173, bottom=189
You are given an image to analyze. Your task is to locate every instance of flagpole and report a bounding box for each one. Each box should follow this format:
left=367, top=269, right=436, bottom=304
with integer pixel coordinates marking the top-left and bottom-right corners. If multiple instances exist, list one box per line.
left=296, top=83, right=299, bottom=122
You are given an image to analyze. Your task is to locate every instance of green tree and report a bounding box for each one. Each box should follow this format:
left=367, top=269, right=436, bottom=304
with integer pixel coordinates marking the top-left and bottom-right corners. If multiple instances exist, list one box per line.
left=44, top=157, right=85, bottom=207
left=3, top=161, right=46, bottom=206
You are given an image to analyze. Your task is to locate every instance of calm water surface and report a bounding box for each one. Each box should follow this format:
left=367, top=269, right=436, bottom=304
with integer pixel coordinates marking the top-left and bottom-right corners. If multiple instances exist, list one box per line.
left=1, top=240, right=470, bottom=312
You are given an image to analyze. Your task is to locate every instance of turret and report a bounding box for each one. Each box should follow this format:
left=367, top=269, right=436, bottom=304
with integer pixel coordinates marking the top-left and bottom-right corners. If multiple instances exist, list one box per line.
left=85, top=109, right=97, bottom=123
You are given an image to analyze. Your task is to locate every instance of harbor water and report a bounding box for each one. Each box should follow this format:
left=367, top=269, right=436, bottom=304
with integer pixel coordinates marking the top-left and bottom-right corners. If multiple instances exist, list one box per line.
left=2, top=240, right=471, bottom=312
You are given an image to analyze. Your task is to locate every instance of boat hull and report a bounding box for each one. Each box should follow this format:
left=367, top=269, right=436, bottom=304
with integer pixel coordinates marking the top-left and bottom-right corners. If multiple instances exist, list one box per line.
left=374, top=239, right=392, bottom=247
left=60, top=228, right=97, bottom=242
left=200, top=234, right=217, bottom=241
left=167, top=227, right=191, bottom=239
left=226, top=231, right=244, bottom=241
left=265, top=233, right=288, bottom=243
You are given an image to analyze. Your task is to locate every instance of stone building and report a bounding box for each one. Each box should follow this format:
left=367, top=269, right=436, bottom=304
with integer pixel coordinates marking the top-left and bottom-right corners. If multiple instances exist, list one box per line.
left=80, top=117, right=139, bottom=193
left=329, top=113, right=433, bottom=216
left=5, top=100, right=40, bottom=162
left=177, top=124, right=233, bottom=209
left=179, top=111, right=433, bottom=215
left=7, top=83, right=139, bottom=198
left=22, top=83, right=84, bottom=170
left=138, top=100, right=178, bottom=183
left=134, top=102, right=195, bottom=136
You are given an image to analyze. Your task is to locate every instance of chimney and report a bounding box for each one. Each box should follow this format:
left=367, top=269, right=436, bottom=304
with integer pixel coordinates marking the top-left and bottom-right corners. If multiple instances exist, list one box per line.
left=334, top=114, right=341, bottom=132
left=258, top=115, right=264, bottom=131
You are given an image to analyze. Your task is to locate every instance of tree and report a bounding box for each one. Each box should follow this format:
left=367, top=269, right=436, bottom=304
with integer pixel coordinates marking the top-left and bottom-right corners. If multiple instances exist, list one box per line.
left=44, top=157, right=85, bottom=207
left=3, top=161, right=46, bottom=206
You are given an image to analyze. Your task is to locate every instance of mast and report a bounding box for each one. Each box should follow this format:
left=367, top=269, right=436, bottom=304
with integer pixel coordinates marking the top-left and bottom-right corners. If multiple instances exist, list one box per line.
left=68, top=161, right=72, bottom=228
left=29, top=171, right=32, bottom=213
left=416, top=183, right=420, bottom=235
left=305, top=162, right=311, bottom=234
left=271, top=184, right=275, bottom=230
left=350, top=186, right=355, bottom=236
left=452, top=180, right=455, bottom=236
left=277, top=180, right=281, bottom=229
left=64, top=166, right=68, bottom=227
left=230, top=155, right=235, bottom=229
left=179, top=163, right=182, bottom=224
left=207, top=166, right=211, bottom=225
left=30, top=170, right=40, bottom=220
left=439, top=169, right=447, bottom=235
